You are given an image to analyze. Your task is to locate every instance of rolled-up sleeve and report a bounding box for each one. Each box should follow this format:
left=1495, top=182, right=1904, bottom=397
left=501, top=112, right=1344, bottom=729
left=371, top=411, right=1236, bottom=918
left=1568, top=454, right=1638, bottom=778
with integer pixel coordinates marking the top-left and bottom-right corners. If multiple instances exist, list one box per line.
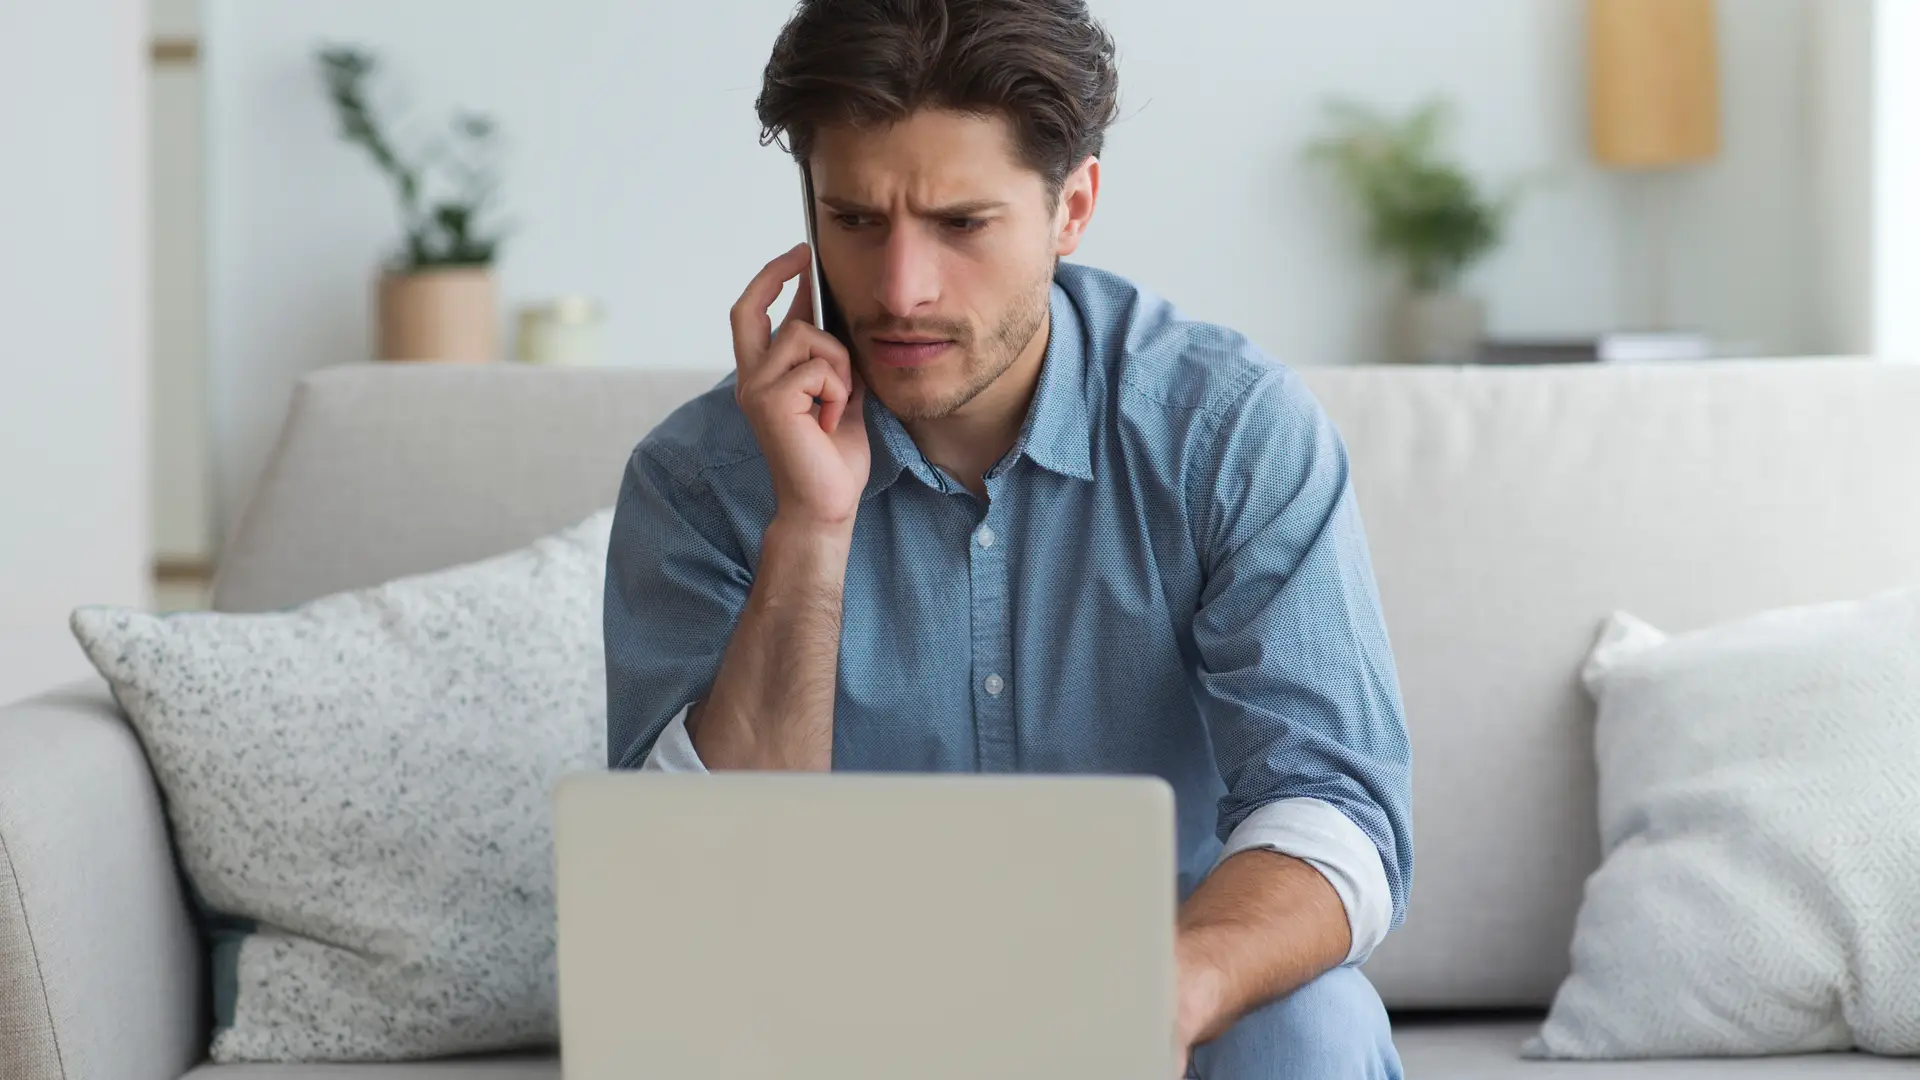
left=1187, top=368, right=1414, bottom=949
left=604, top=445, right=751, bottom=770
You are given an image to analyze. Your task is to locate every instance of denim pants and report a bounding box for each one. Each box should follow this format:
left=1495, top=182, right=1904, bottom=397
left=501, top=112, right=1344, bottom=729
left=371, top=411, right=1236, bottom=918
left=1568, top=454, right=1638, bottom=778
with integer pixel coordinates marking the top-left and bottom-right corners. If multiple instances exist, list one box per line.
left=1184, top=965, right=1402, bottom=1079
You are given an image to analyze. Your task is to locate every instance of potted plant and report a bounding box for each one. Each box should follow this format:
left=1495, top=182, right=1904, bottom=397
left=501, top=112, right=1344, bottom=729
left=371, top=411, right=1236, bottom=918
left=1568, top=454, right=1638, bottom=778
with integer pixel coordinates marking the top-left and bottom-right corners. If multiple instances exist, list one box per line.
left=317, top=45, right=510, bottom=362
left=1308, top=98, right=1521, bottom=363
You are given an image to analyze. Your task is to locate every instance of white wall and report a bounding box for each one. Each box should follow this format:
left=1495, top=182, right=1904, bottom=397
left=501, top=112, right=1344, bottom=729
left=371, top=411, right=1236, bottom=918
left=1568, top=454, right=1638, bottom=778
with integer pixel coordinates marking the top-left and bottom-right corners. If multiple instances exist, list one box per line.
left=1803, top=0, right=1920, bottom=361
left=1807, top=0, right=1875, bottom=356
left=0, top=0, right=150, bottom=704
left=1871, top=0, right=1920, bottom=360
left=205, top=0, right=1820, bottom=544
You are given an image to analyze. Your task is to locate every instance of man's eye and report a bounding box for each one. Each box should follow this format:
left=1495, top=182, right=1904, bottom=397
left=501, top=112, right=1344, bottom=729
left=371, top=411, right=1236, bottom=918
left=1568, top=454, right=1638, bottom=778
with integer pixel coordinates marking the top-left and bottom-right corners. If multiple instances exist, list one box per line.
left=945, top=217, right=986, bottom=233
left=833, top=213, right=872, bottom=229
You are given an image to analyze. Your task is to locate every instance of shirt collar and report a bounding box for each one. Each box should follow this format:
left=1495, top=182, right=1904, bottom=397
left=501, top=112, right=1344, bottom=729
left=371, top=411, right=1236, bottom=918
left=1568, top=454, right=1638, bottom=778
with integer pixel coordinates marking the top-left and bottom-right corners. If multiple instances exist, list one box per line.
left=860, top=393, right=917, bottom=502
left=861, top=279, right=1093, bottom=502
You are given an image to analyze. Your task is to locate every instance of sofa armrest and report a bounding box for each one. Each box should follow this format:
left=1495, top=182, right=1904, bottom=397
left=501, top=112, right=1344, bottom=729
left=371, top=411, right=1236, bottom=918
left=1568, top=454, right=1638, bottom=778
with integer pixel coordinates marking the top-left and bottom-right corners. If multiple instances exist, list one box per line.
left=1, top=677, right=204, bottom=1080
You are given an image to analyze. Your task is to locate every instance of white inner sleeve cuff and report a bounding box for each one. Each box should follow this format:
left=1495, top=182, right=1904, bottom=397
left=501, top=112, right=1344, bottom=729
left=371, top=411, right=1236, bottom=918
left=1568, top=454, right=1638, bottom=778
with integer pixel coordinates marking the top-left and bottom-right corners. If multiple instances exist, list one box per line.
left=638, top=705, right=709, bottom=773
left=1215, top=796, right=1393, bottom=967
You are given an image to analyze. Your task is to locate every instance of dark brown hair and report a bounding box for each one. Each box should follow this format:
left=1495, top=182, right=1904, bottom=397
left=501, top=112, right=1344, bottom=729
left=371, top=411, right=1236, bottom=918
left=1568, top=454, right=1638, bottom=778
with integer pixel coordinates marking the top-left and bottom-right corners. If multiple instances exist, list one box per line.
left=757, top=0, right=1120, bottom=201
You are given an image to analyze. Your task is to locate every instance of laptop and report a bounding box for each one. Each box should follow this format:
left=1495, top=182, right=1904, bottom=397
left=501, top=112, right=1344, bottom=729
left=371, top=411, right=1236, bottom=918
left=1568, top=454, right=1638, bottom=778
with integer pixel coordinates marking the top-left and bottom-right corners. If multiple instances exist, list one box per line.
left=553, top=771, right=1177, bottom=1080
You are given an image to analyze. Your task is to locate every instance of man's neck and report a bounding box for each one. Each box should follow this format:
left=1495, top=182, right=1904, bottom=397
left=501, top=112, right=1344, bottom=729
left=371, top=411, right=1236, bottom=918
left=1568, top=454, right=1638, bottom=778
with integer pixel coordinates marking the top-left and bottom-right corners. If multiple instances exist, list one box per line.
left=903, top=307, right=1052, bottom=499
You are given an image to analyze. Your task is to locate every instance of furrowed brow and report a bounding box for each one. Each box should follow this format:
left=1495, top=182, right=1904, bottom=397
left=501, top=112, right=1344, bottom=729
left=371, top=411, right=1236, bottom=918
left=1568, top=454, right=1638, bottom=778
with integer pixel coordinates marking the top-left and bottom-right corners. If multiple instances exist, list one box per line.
left=818, top=196, right=1007, bottom=217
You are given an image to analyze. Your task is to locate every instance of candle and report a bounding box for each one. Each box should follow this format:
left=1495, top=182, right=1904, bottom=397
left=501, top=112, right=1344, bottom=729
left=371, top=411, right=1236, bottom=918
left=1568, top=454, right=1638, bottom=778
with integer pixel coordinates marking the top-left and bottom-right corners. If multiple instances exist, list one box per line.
left=515, top=297, right=605, bottom=365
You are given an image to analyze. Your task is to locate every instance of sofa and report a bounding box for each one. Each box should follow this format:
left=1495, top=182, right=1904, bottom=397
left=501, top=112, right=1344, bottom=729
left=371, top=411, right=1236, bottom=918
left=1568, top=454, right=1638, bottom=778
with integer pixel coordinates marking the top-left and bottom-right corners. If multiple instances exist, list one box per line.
left=4, top=357, right=1920, bottom=1079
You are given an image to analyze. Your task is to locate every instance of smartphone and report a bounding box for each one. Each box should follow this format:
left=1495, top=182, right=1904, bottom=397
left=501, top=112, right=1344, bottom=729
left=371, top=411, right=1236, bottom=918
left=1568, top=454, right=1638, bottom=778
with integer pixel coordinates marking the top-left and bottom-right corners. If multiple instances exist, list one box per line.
left=796, top=161, right=851, bottom=347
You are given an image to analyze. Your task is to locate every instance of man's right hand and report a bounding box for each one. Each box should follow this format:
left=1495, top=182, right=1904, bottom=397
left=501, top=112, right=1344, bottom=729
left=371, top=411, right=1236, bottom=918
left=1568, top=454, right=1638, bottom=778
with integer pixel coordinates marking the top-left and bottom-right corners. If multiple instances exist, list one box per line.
left=729, top=243, right=871, bottom=532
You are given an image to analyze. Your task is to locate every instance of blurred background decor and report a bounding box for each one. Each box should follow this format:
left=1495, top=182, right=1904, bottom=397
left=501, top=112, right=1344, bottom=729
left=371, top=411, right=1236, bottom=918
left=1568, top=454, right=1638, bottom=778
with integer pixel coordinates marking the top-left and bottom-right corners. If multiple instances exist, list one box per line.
left=514, top=297, right=606, bottom=366
left=1587, top=0, right=1720, bottom=334
left=1307, top=98, right=1524, bottom=364
left=317, top=44, right=510, bottom=363
left=1480, top=0, right=1724, bottom=367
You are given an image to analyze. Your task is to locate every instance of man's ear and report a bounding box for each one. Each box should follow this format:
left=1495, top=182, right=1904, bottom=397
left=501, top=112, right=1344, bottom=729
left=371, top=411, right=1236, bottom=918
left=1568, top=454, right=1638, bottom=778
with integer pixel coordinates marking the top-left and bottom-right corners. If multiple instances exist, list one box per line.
left=1054, top=155, right=1100, bottom=258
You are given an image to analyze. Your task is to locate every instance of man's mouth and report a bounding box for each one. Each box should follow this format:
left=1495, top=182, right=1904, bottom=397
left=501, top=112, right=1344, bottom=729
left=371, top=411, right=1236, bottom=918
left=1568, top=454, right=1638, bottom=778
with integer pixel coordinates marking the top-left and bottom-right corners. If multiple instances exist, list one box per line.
left=870, top=337, right=955, bottom=367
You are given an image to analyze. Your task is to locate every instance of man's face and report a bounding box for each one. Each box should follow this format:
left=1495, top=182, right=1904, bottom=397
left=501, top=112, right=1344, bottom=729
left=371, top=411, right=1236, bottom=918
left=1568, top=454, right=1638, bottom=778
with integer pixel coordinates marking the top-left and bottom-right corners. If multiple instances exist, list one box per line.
left=809, top=109, right=1089, bottom=422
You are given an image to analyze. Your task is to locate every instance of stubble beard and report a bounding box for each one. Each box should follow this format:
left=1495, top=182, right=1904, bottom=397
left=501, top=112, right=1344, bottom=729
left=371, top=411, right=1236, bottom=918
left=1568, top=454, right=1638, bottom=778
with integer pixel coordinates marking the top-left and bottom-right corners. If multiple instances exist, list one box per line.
left=855, top=261, right=1054, bottom=423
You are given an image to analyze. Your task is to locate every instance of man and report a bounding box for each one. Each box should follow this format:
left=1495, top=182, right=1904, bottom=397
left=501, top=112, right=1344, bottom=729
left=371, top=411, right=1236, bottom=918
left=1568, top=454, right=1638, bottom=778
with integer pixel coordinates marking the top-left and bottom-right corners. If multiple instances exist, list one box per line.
left=604, top=1, right=1413, bottom=1076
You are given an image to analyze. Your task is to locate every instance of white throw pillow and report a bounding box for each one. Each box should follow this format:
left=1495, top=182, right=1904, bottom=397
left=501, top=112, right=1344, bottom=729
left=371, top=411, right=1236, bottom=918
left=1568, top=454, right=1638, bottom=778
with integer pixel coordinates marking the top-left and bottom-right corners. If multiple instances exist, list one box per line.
left=1526, top=586, right=1920, bottom=1059
left=69, top=509, right=612, bottom=1063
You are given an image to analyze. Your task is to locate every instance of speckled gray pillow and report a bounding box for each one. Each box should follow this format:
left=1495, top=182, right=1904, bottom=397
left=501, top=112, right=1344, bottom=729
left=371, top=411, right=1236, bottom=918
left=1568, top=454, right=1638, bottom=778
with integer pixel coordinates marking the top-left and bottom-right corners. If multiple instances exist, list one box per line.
left=68, top=509, right=612, bottom=1063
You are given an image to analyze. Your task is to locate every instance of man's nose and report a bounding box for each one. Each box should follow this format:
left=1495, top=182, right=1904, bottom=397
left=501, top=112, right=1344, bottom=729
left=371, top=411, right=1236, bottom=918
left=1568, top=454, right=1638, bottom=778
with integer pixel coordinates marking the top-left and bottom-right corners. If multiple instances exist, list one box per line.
left=874, top=224, right=940, bottom=318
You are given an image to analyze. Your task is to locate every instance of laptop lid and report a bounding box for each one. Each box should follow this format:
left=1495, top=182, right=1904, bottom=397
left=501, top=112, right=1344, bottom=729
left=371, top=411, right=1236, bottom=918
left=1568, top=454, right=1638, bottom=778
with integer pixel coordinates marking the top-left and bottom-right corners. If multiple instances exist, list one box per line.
left=554, top=772, right=1177, bottom=1080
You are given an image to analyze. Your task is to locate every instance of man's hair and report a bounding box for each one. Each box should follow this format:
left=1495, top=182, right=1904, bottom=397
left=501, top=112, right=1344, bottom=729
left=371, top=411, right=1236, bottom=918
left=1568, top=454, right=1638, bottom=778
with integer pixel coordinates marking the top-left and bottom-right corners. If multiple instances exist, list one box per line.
left=756, top=0, right=1120, bottom=202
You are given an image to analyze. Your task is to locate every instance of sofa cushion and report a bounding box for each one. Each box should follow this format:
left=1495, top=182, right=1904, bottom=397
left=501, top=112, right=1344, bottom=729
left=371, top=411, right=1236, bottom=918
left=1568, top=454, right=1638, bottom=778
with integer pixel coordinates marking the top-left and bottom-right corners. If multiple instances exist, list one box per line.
left=1526, top=590, right=1920, bottom=1058
left=172, top=1025, right=1920, bottom=1080
left=69, top=511, right=612, bottom=1062
left=1396, top=1019, right=1919, bottom=1077
left=213, top=364, right=722, bottom=614
left=181, top=1057, right=557, bottom=1080
left=1305, top=360, right=1920, bottom=1007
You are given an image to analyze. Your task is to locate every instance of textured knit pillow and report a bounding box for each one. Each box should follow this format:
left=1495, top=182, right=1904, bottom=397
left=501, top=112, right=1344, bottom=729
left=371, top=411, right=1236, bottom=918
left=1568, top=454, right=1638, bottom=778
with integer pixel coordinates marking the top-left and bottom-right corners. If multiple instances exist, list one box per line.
left=1526, top=586, right=1920, bottom=1059
left=69, top=509, right=612, bottom=1063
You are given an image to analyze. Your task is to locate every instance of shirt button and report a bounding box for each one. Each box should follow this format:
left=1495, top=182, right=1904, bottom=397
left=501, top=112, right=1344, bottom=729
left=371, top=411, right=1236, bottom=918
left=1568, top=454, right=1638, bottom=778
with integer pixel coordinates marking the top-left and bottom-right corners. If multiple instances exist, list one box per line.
left=983, top=674, right=1004, bottom=696
left=976, top=526, right=996, bottom=549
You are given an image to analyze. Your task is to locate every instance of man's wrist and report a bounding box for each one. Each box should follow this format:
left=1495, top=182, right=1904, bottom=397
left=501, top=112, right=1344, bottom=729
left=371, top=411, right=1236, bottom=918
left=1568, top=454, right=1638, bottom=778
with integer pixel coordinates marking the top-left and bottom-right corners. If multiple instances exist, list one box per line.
left=754, top=513, right=855, bottom=613
left=1174, top=929, right=1233, bottom=1048
left=768, top=510, right=857, bottom=550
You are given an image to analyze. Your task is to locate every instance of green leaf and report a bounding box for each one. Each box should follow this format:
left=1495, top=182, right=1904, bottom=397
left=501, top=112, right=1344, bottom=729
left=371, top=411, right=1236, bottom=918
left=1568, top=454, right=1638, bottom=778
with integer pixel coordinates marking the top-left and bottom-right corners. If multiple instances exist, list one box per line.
left=1304, top=94, right=1519, bottom=289
left=315, top=42, right=506, bottom=269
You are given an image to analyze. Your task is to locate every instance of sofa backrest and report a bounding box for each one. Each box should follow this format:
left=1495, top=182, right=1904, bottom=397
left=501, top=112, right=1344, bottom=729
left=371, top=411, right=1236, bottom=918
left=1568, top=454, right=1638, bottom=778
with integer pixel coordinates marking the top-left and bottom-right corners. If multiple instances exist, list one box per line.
left=211, top=363, right=724, bottom=614
left=213, top=357, right=1920, bottom=1010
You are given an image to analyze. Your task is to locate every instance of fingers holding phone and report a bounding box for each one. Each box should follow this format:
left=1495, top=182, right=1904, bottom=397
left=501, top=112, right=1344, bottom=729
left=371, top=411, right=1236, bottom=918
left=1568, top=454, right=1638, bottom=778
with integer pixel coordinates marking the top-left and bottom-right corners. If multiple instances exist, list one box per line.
left=729, top=243, right=870, bottom=530
left=733, top=243, right=857, bottom=415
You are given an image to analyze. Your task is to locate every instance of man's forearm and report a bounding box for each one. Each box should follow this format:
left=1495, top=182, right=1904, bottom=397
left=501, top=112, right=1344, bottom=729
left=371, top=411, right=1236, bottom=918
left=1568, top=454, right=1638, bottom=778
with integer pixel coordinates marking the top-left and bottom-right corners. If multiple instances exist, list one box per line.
left=1175, top=848, right=1352, bottom=1048
left=687, top=514, right=851, bottom=770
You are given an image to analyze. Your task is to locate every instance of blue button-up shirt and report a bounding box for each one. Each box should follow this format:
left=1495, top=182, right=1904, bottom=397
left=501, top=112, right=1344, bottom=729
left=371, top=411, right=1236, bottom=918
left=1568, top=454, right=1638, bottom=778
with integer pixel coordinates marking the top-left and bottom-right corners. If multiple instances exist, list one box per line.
left=605, top=262, right=1413, bottom=944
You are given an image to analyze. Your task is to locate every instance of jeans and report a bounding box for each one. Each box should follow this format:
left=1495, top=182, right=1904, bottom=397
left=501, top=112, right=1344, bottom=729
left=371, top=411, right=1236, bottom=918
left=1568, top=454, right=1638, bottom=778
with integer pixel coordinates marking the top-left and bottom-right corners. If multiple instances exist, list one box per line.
left=1185, top=965, right=1402, bottom=1080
